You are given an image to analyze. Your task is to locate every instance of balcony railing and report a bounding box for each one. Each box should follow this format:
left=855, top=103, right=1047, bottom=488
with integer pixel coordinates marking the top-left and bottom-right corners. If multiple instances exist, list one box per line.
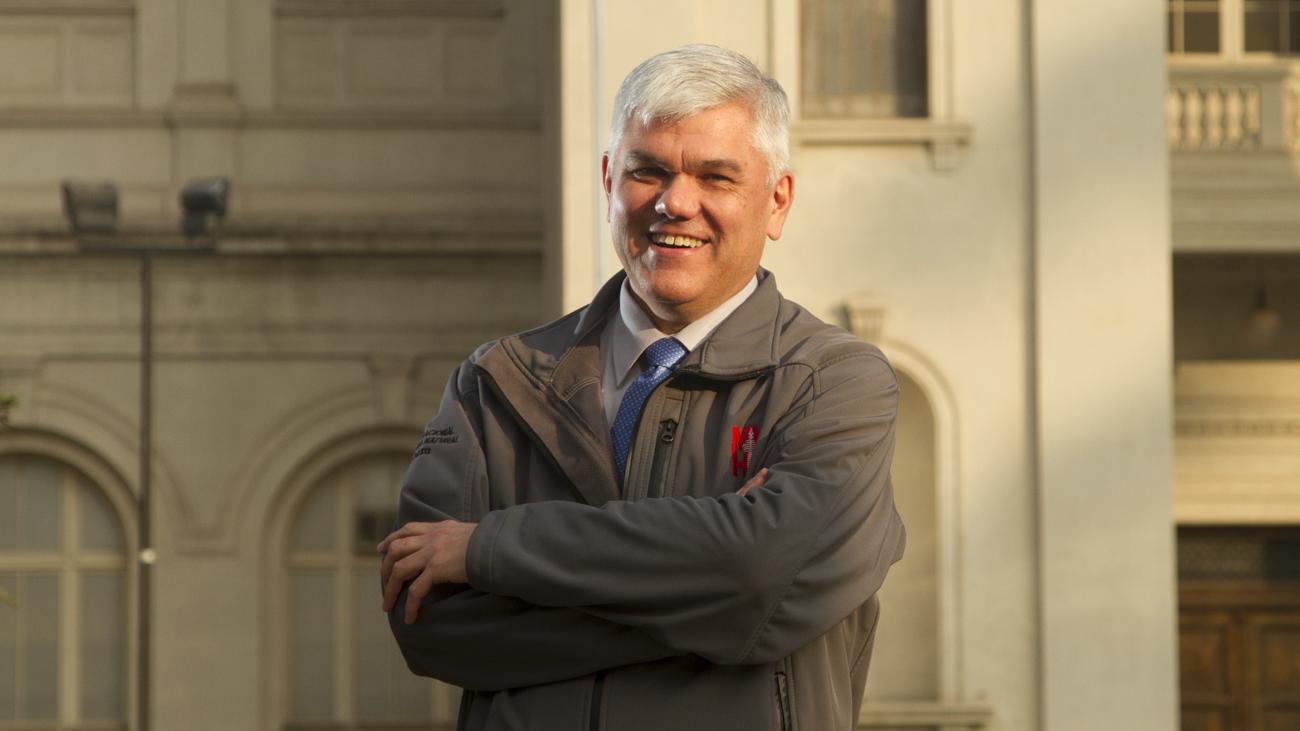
left=1167, top=62, right=1300, bottom=152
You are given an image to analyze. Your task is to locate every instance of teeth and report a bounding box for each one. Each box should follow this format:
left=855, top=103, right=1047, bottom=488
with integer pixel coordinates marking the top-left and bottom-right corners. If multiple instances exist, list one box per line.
left=650, top=233, right=706, bottom=248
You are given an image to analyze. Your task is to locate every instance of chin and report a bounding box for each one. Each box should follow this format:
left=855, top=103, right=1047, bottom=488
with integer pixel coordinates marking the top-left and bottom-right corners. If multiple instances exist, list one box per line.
left=632, top=272, right=700, bottom=308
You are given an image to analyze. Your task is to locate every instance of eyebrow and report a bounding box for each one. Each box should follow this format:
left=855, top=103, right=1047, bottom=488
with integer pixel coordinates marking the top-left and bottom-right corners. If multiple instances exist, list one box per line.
left=624, top=151, right=745, bottom=175
left=624, top=151, right=670, bottom=169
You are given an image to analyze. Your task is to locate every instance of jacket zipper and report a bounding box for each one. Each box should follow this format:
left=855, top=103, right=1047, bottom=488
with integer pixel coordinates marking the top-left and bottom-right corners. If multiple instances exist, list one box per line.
left=774, top=669, right=792, bottom=731
left=646, top=418, right=678, bottom=498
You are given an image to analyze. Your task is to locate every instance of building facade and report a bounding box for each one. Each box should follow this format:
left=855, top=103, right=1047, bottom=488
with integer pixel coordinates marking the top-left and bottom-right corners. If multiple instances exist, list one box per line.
left=2, top=1, right=1295, bottom=730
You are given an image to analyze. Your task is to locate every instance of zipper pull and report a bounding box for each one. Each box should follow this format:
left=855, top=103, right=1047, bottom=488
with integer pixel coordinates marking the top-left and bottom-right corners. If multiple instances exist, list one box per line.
left=658, top=419, right=677, bottom=443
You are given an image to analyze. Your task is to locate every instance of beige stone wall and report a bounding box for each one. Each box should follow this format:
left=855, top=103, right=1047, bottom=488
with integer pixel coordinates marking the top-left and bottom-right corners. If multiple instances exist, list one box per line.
left=0, top=0, right=1232, bottom=729
left=561, top=1, right=1176, bottom=729
left=0, top=1, right=553, bottom=729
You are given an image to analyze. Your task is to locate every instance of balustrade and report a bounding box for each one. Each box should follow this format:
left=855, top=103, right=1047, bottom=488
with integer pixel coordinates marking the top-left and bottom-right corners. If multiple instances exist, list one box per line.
left=1167, top=64, right=1300, bottom=152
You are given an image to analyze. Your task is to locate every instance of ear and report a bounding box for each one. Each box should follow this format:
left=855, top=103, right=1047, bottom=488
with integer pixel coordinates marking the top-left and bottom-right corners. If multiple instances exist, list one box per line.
left=765, top=171, right=795, bottom=241
left=601, top=152, right=613, bottom=220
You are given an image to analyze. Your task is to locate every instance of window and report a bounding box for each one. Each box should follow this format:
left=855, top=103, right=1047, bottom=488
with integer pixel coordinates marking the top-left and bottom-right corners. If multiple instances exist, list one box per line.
left=1168, top=0, right=1300, bottom=56
left=0, top=454, right=127, bottom=728
left=801, top=0, right=928, bottom=118
left=1243, top=0, right=1300, bottom=53
left=785, top=0, right=968, bottom=169
left=283, top=453, right=457, bottom=729
left=1169, top=0, right=1223, bottom=54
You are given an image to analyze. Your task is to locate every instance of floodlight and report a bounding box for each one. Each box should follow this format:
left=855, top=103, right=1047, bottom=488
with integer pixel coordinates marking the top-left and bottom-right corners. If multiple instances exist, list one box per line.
left=61, top=179, right=119, bottom=234
left=180, top=176, right=230, bottom=239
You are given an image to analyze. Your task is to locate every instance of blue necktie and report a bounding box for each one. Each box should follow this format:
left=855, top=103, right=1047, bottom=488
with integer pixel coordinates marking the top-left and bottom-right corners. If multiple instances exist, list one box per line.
left=611, top=337, right=686, bottom=484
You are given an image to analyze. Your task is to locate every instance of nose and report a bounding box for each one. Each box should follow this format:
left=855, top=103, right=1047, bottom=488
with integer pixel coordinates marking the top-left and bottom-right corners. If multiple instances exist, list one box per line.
left=654, top=175, right=701, bottom=220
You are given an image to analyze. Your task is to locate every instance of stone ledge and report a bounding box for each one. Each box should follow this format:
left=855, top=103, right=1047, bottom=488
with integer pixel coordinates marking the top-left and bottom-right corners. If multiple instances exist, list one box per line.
left=275, top=0, right=504, bottom=18
left=859, top=701, right=994, bottom=728
left=0, top=107, right=541, bottom=130
left=793, top=118, right=974, bottom=172
left=0, top=0, right=132, bottom=15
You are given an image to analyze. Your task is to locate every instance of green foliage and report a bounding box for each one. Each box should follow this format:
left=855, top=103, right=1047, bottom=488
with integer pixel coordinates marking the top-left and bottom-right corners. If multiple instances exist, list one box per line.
left=0, top=586, right=16, bottom=610
left=0, top=391, right=15, bottom=427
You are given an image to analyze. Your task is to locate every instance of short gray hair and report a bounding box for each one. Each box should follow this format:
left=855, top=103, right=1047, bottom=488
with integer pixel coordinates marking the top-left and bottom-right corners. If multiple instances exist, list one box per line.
left=608, top=44, right=790, bottom=187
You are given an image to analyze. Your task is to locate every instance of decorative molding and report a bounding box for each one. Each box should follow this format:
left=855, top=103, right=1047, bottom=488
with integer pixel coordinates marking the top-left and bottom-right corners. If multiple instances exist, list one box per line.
left=1177, top=418, right=1300, bottom=437
left=275, top=0, right=504, bottom=18
left=843, top=292, right=887, bottom=344
left=1167, top=62, right=1296, bottom=151
left=0, top=0, right=132, bottom=16
left=0, top=213, right=545, bottom=257
left=169, top=82, right=240, bottom=119
left=0, top=107, right=540, bottom=129
left=0, top=356, right=40, bottom=427
left=876, top=339, right=965, bottom=701
left=367, top=354, right=416, bottom=423
left=793, top=119, right=973, bottom=172
left=858, top=701, right=993, bottom=728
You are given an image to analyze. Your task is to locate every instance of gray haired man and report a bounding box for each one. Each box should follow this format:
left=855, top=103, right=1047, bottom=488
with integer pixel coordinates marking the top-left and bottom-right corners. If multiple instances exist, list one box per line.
left=380, top=44, right=905, bottom=731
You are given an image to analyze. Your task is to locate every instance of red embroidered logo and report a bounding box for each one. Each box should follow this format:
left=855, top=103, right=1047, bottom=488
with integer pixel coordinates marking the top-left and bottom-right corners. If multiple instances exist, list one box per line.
left=731, top=425, right=760, bottom=477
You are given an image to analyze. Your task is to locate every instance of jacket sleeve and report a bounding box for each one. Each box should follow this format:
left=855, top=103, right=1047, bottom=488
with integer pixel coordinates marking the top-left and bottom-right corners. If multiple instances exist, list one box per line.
left=465, top=348, right=905, bottom=666
left=387, top=361, right=678, bottom=691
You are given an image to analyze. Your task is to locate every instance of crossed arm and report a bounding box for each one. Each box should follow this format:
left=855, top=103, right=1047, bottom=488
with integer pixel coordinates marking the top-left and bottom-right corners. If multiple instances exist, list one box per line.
left=378, top=469, right=769, bottom=623
left=381, top=349, right=900, bottom=688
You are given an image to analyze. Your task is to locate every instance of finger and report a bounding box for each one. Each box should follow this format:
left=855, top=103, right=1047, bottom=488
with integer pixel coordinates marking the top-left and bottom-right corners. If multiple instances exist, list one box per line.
left=380, top=536, right=411, bottom=585
left=376, top=525, right=409, bottom=553
left=737, top=468, right=769, bottom=496
left=404, top=570, right=438, bottom=625
left=377, top=521, right=431, bottom=552
left=382, top=553, right=424, bottom=612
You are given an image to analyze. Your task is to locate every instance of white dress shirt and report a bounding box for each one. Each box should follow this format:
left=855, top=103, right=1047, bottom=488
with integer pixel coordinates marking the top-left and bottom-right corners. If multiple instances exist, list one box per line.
left=600, top=276, right=759, bottom=427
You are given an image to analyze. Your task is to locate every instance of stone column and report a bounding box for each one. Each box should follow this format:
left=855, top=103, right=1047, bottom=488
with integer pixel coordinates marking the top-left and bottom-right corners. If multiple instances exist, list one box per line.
left=1031, top=1, right=1178, bottom=729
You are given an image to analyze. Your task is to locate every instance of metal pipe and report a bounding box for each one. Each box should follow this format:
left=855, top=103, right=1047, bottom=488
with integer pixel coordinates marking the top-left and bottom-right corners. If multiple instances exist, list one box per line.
left=138, top=252, right=152, bottom=731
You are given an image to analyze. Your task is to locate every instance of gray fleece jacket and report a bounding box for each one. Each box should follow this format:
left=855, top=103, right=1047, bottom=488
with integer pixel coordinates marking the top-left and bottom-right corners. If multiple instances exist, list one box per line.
left=389, top=269, right=905, bottom=731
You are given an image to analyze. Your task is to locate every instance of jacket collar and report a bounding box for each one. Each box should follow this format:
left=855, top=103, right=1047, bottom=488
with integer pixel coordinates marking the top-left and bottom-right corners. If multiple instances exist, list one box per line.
left=573, top=267, right=783, bottom=378
left=474, top=267, right=783, bottom=506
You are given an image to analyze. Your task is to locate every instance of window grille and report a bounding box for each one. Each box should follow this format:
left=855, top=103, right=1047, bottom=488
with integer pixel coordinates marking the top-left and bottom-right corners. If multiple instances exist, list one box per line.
left=801, top=0, right=928, bottom=118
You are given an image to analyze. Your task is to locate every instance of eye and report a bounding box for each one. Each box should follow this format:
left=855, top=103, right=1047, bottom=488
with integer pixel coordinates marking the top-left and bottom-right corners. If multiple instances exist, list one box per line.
left=629, top=166, right=663, bottom=180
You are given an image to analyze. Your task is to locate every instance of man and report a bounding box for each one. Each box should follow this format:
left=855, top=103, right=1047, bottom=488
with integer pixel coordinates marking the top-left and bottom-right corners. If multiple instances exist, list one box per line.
left=379, top=44, right=905, bottom=731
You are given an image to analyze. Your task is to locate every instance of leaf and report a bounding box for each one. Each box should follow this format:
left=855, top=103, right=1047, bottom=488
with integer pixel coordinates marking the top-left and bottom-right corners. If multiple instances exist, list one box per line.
left=0, top=586, right=16, bottom=609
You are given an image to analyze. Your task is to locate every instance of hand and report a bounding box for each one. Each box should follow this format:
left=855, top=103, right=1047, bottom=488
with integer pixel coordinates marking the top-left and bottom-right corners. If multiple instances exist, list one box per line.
left=736, top=467, right=769, bottom=497
left=378, top=520, right=477, bottom=624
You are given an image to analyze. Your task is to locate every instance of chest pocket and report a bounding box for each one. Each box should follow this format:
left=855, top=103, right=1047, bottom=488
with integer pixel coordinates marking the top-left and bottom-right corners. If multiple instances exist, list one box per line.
left=627, top=389, right=686, bottom=500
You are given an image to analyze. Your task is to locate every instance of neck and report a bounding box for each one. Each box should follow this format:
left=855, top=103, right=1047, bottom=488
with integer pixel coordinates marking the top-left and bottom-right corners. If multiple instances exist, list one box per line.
left=628, top=292, right=701, bottom=335
left=627, top=279, right=753, bottom=335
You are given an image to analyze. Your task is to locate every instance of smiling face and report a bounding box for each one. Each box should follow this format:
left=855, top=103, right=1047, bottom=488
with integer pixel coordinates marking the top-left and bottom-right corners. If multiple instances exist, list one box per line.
left=602, top=102, right=794, bottom=332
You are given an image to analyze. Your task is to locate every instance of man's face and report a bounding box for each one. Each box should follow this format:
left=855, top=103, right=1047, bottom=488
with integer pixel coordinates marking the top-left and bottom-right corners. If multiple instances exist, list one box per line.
left=602, top=102, right=794, bottom=330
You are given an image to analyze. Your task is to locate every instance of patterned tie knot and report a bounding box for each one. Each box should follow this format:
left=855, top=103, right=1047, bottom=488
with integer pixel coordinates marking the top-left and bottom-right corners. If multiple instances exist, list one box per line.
left=644, top=337, right=687, bottom=369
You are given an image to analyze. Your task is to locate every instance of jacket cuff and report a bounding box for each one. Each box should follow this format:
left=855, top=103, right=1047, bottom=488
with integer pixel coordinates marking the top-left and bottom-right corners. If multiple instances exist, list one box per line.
left=466, top=508, right=506, bottom=591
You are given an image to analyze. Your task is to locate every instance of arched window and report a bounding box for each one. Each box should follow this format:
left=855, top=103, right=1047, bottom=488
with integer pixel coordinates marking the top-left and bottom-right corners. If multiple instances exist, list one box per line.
left=0, top=453, right=128, bottom=727
left=283, top=452, right=458, bottom=729
left=866, top=371, right=940, bottom=701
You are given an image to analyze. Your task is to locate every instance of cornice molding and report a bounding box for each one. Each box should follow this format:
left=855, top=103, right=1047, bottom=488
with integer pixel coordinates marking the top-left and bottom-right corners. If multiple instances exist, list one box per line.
left=1177, top=418, right=1300, bottom=437
left=0, top=107, right=540, bottom=131
left=275, top=0, right=504, bottom=18
left=0, top=0, right=132, bottom=16
left=859, top=702, right=993, bottom=727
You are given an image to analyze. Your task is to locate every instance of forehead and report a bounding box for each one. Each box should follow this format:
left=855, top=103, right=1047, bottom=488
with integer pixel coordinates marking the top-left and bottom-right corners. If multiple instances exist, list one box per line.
left=616, top=103, right=762, bottom=166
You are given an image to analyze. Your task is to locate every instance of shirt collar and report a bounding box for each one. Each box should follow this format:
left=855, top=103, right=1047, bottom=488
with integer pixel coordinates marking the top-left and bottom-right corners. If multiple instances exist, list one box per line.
left=611, top=276, right=759, bottom=385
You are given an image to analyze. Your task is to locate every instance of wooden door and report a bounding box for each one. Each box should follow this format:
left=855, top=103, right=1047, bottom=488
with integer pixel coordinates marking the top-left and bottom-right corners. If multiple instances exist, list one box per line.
left=1179, top=528, right=1300, bottom=731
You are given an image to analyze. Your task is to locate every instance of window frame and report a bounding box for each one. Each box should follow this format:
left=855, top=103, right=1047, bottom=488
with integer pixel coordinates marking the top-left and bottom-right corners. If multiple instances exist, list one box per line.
left=775, top=0, right=970, bottom=170
left=0, top=436, right=137, bottom=731
left=266, top=432, right=458, bottom=731
left=1168, top=0, right=1300, bottom=60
